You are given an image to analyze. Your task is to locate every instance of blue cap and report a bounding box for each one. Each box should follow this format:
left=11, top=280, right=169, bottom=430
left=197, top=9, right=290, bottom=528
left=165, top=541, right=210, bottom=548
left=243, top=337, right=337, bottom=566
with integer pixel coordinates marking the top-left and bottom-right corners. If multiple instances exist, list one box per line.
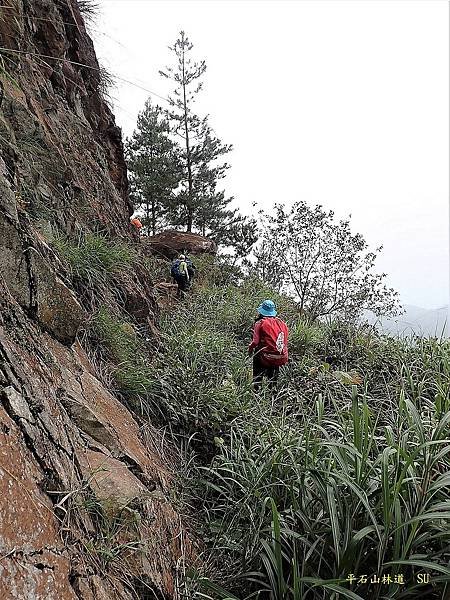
left=257, top=299, right=277, bottom=317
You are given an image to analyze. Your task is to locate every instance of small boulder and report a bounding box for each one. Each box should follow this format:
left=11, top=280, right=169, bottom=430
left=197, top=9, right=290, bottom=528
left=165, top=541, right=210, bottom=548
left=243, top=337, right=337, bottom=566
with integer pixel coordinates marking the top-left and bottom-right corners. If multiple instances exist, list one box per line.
left=78, top=449, right=149, bottom=511
left=144, top=229, right=217, bottom=259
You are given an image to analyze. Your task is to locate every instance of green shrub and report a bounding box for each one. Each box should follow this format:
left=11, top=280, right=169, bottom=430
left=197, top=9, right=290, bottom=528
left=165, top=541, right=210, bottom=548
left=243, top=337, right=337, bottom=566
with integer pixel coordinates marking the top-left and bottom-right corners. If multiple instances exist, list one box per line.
left=191, top=254, right=243, bottom=288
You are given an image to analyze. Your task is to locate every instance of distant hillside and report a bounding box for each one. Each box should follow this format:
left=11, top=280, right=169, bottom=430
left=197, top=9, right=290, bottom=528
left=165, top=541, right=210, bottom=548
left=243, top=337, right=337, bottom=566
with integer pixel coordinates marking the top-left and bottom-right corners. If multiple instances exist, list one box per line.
left=366, top=304, right=449, bottom=337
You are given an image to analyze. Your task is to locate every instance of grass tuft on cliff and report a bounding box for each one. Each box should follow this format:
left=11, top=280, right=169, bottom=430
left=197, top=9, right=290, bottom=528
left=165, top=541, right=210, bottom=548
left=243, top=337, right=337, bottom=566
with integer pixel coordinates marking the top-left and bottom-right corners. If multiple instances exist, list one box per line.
left=53, top=233, right=134, bottom=283
left=77, top=0, right=100, bottom=22
left=91, top=306, right=155, bottom=404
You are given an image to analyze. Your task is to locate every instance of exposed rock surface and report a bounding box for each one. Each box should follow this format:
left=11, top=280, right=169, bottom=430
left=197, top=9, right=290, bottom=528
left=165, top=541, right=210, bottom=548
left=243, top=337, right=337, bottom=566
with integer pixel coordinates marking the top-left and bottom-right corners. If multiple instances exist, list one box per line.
left=0, top=213, right=87, bottom=344
left=0, top=2, right=193, bottom=598
left=0, top=287, right=192, bottom=597
left=145, top=229, right=218, bottom=259
left=0, top=0, right=132, bottom=237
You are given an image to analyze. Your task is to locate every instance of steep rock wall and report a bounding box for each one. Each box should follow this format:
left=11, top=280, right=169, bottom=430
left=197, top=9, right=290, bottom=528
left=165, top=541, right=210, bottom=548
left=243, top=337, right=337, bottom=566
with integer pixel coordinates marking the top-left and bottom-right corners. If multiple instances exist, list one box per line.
left=0, top=2, right=192, bottom=598
left=0, top=0, right=131, bottom=236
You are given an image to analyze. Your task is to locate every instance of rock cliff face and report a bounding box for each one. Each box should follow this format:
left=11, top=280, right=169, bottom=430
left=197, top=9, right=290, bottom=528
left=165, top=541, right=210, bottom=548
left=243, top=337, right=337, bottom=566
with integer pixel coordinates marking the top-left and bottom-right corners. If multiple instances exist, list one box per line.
left=0, top=0, right=131, bottom=236
left=0, top=2, right=192, bottom=598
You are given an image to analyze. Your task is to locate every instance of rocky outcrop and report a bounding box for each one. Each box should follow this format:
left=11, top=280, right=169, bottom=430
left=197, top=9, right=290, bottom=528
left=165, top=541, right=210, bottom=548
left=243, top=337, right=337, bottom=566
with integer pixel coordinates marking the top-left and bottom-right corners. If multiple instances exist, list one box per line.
left=0, top=0, right=132, bottom=237
left=0, top=284, right=192, bottom=599
left=0, top=393, right=76, bottom=600
left=144, top=229, right=218, bottom=259
left=0, top=1, right=193, bottom=598
left=0, top=213, right=86, bottom=344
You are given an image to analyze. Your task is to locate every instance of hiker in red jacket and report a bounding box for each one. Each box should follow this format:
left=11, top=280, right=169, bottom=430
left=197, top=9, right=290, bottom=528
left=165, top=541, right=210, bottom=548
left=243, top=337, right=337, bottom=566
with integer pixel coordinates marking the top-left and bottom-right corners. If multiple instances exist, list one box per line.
left=130, top=216, right=143, bottom=236
left=248, top=300, right=289, bottom=390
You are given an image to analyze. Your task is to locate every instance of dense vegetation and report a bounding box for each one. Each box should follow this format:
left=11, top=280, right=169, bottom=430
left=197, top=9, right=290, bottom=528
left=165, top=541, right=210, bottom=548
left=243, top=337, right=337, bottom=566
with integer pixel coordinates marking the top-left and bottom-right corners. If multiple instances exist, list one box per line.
left=5, top=3, right=446, bottom=598
left=46, top=22, right=449, bottom=596
left=152, top=265, right=449, bottom=600
left=167, top=266, right=450, bottom=600
left=57, top=237, right=449, bottom=599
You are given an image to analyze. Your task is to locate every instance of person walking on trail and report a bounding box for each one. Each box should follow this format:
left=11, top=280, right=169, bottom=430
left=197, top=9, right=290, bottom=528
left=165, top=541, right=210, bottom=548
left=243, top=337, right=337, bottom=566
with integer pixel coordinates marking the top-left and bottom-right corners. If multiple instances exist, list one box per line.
left=171, top=254, right=190, bottom=298
left=248, top=300, right=289, bottom=390
left=130, top=216, right=143, bottom=236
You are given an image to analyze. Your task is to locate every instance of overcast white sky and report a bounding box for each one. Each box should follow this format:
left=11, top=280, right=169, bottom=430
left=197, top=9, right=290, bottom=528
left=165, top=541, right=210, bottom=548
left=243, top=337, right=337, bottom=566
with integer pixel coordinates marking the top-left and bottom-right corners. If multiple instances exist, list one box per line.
left=93, top=0, right=449, bottom=310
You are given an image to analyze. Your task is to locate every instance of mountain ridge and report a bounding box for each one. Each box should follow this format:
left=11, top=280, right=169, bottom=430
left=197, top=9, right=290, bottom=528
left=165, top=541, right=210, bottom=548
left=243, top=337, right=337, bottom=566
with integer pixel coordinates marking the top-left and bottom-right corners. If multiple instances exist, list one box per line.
left=367, top=303, right=448, bottom=337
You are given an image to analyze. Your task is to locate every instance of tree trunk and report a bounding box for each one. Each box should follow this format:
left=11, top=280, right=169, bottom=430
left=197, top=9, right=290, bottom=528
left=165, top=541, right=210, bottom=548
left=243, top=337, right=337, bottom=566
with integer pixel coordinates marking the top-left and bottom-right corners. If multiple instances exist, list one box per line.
left=151, top=196, right=156, bottom=236
left=149, top=133, right=154, bottom=235
left=146, top=201, right=150, bottom=237
left=182, top=45, right=193, bottom=232
left=187, top=208, right=193, bottom=232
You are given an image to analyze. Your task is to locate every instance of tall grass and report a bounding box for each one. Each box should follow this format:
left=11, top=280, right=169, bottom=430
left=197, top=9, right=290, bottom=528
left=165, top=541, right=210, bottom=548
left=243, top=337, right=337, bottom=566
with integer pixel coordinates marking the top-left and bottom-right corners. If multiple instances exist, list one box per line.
left=146, top=264, right=450, bottom=600
left=91, top=306, right=155, bottom=405
left=53, top=232, right=134, bottom=284
left=68, top=254, right=450, bottom=599
left=53, top=232, right=136, bottom=312
left=91, top=301, right=253, bottom=443
left=196, top=385, right=450, bottom=599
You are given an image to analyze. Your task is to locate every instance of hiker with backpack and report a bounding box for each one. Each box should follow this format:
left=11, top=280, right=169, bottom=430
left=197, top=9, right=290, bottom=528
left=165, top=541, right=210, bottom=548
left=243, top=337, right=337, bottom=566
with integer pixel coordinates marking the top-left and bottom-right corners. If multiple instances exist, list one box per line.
left=171, top=254, right=190, bottom=298
left=248, top=300, right=289, bottom=390
left=130, top=216, right=143, bottom=236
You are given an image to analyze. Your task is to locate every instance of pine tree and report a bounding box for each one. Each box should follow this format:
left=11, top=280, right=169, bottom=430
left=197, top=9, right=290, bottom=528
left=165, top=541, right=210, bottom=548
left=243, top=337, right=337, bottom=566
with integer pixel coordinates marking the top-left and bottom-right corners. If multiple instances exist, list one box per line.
left=125, top=100, right=180, bottom=235
left=159, top=31, right=232, bottom=232
left=193, top=183, right=235, bottom=237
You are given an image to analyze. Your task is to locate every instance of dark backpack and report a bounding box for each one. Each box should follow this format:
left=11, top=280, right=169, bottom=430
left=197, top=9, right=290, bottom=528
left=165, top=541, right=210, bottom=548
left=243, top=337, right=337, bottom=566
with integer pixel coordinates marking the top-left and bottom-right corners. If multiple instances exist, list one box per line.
left=171, top=259, right=181, bottom=278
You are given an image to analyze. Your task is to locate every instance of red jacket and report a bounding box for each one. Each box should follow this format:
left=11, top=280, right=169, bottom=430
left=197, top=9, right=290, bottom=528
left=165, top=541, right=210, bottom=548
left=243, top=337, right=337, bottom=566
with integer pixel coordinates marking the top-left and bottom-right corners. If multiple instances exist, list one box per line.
left=249, top=316, right=289, bottom=367
left=131, top=218, right=142, bottom=230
